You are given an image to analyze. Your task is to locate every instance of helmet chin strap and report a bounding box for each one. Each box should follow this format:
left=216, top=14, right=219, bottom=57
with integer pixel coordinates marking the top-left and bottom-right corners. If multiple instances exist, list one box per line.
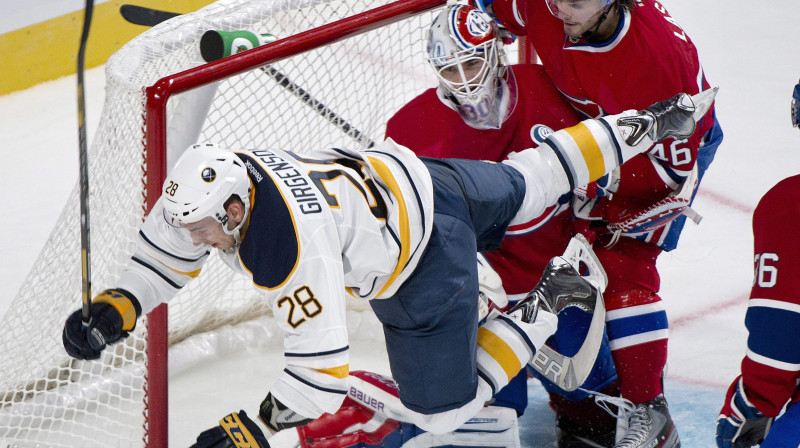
left=578, top=1, right=615, bottom=43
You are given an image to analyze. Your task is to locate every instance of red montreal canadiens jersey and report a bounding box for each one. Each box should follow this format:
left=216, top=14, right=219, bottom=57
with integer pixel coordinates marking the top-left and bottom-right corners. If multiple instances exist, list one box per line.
left=491, top=0, right=717, bottom=249
left=386, top=64, right=581, bottom=295
left=739, top=175, right=800, bottom=417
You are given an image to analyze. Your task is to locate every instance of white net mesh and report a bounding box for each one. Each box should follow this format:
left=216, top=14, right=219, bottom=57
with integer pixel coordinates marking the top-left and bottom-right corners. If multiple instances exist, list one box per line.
left=0, top=0, right=442, bottom=445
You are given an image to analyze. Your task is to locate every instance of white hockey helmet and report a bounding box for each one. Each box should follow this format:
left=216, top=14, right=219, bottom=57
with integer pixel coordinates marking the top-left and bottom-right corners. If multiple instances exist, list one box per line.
left=161, top=143, right=252, bottom=236
left=426, top=3, right=515, bottom=129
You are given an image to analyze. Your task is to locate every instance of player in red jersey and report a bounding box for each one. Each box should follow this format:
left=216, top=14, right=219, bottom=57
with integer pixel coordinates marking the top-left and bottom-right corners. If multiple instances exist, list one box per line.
left=387, top=4, right=620, bottom=446
left=474, top=0, right=724, bottom=445
left=715, top=82, right=800, bottom=448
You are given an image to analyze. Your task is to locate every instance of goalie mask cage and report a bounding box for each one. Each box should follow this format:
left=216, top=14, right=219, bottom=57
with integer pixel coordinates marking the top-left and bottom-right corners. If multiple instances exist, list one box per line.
left=0, top=0, right=445, bottom=446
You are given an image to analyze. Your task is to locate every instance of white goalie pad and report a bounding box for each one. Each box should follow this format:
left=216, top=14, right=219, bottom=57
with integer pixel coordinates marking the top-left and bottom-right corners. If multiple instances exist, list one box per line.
left=527, top=234, right=608, bottom=392
left=560, top=233, right=608, bottom=291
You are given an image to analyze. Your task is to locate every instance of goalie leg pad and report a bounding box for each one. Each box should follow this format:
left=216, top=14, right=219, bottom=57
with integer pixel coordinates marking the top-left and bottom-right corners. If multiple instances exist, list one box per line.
left=346, top=371, right=491, bottom=435
left=527, top=306, right=617, bottom=401
left=299, top=391, right=521, bottom=448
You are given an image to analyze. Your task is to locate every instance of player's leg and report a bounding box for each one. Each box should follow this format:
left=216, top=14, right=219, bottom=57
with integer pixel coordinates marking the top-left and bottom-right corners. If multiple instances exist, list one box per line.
left=527, top=304, right=620, bottom=447
left=368, top=160, right=524, bottom=432
left=368, top=208, right=484, bottom=418
left=367, top=157, right=558, bottom=433
left=594, top=237, right=680, bottom=447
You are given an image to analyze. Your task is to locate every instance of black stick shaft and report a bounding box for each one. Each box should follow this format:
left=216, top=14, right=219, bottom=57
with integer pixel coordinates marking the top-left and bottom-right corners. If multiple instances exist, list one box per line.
left=123, top=8, right=377, bottom=148
left=260, top=65, right=375, bottom=148
left=78, top=0, right=95, bottom=325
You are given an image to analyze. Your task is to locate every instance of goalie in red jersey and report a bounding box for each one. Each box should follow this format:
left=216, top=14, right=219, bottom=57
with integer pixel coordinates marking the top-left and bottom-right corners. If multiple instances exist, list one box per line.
left=386, top=3, right=622, bottom=446
left=474, top=0, right=725, bottom=445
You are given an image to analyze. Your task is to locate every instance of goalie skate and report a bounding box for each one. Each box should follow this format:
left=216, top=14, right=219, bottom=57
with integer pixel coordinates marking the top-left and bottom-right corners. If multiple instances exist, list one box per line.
left=506, top=234, right=607, bottom=391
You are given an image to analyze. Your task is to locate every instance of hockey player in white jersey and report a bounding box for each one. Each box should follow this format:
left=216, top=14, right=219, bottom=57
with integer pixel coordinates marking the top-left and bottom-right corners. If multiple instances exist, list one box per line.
left=62, top=89, right=714, bottom=447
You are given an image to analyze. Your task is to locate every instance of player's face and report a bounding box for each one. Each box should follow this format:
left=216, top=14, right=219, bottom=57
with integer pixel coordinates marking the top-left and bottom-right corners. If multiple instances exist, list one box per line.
left=439, top=58, right=488, bottom=90
left=546, top=0, right=610, bottom=39
left=183, top=216, right=236, bottom=250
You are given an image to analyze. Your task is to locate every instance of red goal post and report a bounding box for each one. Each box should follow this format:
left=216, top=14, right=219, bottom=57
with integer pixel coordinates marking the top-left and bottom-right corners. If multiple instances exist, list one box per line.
left=0, top=0, right=446, bottom=447
left=143, top=2, right=445, bottom=445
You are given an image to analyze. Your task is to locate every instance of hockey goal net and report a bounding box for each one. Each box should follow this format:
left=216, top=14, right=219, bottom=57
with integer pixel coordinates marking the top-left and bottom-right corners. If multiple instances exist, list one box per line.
left=0, top=0, right=445, bottom=446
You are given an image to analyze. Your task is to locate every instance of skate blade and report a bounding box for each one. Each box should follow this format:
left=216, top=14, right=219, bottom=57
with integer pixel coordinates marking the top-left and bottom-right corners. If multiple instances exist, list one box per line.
left=690, top=86, right=718, bottom=121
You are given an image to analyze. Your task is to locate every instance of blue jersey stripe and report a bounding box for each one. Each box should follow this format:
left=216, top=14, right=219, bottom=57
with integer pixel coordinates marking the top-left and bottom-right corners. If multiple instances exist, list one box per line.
left=746, top=306, right=800, bottom=364
left=607, top=309, right=668, bottom=341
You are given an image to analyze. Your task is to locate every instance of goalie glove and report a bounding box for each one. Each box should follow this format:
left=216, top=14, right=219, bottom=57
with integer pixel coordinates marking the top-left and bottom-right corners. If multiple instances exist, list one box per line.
left=260, top=392, right=314, bottom=433
left=573, top=166, right=701, bottom=246
left=62, top=289, right=140, bottom=360
left=191, top=410, right=271, bottom=448
left=716, top=376, right=773, bottom=448
left=604, top=165, right=701, bottom=245
left=792, top=80, right=800, bottom=128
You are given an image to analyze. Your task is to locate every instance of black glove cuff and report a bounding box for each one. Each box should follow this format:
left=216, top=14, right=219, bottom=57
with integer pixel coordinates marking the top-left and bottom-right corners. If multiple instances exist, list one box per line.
left=259, top=392, right=312, bottom=432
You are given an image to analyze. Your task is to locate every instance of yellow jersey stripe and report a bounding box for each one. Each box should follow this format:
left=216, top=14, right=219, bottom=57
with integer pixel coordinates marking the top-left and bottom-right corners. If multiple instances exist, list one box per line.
left=565, top=122, right=605, bottom=181
left=477, top=327, right=521, bottom=382
left=314, top=364, right=350, bottom=379
left=167, top=266, right=203, bottom=278
left=366, top=156, right=411, bottom=297
left=94, top=290, right=137, bottom=331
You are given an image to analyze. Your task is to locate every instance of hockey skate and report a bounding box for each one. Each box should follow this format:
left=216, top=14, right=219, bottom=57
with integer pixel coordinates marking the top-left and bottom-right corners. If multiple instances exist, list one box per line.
left=507, top=234, right=608, bottom=391
left=507, top=234, right=607, bottom=322
left=558, top=428, right=615, bottom=448
left=612, top=395, right=680, bottom=448
left=617, top=87, right=718, bottom=146
left=556, top=413, right=616, bottom=448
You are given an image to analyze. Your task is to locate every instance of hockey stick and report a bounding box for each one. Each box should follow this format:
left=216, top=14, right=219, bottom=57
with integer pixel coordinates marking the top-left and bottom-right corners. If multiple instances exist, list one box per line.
left=119, top=4, right=179, bottom=27
left=77, top=0, right=95, bottom=326
left=118, top=5, right=376, bottom=148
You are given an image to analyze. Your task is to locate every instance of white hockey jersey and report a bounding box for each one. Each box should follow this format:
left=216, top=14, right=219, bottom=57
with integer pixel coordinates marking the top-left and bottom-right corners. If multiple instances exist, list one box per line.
left=115, top=139, right=433, bottom=419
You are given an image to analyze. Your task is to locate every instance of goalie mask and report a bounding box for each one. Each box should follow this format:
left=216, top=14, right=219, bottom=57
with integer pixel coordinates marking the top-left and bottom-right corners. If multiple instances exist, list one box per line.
left=161, top=143, right=252, bottom=238
left=427, top=4, right=516, bottom=130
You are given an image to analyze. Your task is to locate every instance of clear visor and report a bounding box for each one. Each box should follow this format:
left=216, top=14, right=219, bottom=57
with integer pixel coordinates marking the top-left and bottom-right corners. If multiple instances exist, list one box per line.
left=545, top=0, right=610, bottom=22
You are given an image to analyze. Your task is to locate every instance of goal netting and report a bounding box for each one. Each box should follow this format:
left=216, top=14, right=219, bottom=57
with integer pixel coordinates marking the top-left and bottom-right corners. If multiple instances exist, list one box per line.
left=0, top=0, right=445, bottom=446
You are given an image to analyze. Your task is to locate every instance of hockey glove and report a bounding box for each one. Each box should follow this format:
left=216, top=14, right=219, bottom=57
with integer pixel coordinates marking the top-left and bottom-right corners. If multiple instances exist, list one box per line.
left=716, top=376, right=773, bottom=448
left=191, top=410, right=270, bottom=448
left=260, top=392, right=314, bottom=433
left=62, top=289, right=139, bottom=360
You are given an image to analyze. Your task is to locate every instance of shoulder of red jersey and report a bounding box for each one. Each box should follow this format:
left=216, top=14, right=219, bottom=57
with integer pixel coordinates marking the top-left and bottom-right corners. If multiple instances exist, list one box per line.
left=755, top=175, right=800, bottom=219
left=385, top=87, right=451, bottom=141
